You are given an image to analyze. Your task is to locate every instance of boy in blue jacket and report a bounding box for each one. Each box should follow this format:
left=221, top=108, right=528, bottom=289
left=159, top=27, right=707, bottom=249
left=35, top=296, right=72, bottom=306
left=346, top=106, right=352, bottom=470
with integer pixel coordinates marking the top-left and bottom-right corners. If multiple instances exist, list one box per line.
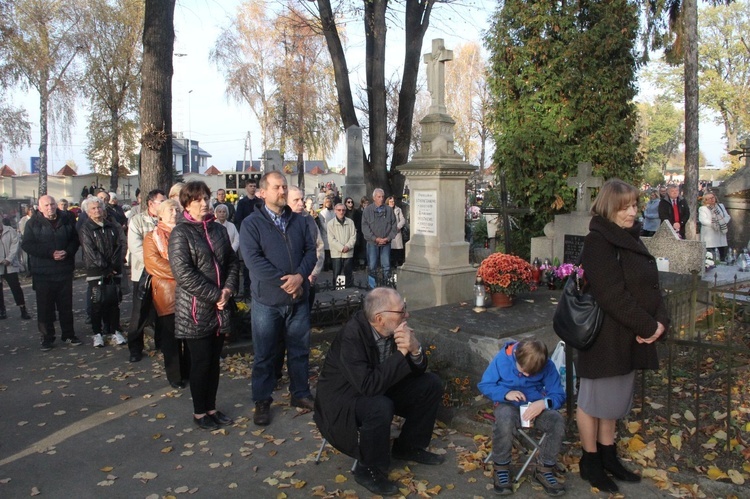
left=478, top=339, right=566, bottom=496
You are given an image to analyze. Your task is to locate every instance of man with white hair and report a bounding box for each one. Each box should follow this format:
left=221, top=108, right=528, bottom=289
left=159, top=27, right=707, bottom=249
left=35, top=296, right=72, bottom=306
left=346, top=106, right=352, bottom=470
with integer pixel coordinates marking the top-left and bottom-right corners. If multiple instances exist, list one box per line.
left=361, top=188, right=398, bottom=289
left=314, top=287, right=444, bottom=496
left=22, top=195, right=81, bottom=350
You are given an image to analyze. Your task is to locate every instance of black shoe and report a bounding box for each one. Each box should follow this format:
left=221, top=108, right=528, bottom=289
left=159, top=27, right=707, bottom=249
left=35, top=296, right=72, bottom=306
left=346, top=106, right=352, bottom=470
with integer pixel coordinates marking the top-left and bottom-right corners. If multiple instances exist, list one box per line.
left=392, top=445, right=445, bottom=465
left=353, top=463, right=399, bottom=496
left=169, top=381, right=186, bottom=389
left=20, top=306, right=31, bottom=320
left=0, top=309, right=6, bottom=320
left=208, top=411, right=234, bottom=426
left=579, top=450, right=618, bottom=492
left=598, top=442, right=641, bottom=482
left=62, top=336, right=83, bottom=346
left=129, top=353, right=142, bottom=363
left=40, top=341, right=54, bottom=351
left=290, top=396, right=315, bottom=411
left=253, top=400, right=271, bottom=426
left=193, top=415, right=219, bottom=430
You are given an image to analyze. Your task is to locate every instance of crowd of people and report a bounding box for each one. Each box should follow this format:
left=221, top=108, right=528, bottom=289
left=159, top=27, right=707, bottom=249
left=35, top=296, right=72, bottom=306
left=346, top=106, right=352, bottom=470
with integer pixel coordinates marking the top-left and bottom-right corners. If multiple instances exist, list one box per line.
left=641, top=182, right=732, bottom=262
left=0, top=175, right=696, bottom=496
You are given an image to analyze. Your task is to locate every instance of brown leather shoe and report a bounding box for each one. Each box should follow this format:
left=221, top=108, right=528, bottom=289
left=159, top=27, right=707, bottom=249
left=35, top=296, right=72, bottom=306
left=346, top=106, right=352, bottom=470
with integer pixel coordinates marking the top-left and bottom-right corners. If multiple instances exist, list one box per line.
left=290, top=396, right=315, bottom=411
left=253, top=400, right=271, bottom=426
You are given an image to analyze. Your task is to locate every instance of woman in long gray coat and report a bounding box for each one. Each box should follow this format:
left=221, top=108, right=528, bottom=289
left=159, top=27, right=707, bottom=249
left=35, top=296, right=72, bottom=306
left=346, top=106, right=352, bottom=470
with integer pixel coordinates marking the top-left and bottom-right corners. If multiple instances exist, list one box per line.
left=576, top=179, right=669, bottom=493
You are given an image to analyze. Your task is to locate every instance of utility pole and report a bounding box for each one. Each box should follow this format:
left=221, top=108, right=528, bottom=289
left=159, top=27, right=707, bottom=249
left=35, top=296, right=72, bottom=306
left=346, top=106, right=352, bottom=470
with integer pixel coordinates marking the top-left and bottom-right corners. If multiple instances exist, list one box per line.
left=242, top=131, right=252, bottom=171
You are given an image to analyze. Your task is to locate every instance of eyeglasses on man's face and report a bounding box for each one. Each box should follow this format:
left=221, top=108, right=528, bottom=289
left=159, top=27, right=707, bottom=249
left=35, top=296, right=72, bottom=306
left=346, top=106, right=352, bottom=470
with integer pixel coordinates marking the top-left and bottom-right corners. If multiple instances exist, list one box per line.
left=379, top=304, right=407, bottom=317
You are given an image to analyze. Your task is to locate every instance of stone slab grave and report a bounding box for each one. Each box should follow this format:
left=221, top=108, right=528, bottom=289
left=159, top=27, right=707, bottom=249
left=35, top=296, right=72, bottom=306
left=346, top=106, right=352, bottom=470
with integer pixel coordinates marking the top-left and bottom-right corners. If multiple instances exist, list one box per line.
left=642, top=220, right=706, bottom=277
left=407, top=289, right=562, bottom=378
left=531, top=162, right=602, bottom=263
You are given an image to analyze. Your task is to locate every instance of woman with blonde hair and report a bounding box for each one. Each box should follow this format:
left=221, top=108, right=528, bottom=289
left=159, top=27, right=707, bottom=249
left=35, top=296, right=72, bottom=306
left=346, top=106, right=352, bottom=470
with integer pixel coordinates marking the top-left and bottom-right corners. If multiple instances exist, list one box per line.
left=143, top=199, right=190, bottom=389
left=576, top=179, right=669, bottom=492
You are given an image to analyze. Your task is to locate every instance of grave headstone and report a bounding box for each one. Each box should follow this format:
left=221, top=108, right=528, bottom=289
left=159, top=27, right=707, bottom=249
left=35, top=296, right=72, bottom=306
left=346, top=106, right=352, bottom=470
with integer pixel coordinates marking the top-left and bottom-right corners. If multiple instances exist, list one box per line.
left=642, top=220, right=706, bottom=276
left=397, top=39, right=476, bottom=310
left=530, top=162, right=604, bottom=263
left=342, top=125, right=366, bottom=204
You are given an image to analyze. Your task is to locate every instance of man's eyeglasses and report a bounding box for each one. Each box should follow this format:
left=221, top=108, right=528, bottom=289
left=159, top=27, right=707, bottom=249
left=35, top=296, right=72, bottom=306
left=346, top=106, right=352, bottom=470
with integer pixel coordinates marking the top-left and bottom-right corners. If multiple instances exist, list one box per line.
left=379, top=305, right=407, bottom=317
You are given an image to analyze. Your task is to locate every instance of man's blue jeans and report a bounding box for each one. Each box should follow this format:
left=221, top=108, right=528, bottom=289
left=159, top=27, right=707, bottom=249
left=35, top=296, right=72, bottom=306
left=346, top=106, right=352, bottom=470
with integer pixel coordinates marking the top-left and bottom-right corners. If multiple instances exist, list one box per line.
left=366, top=242, right=391, bottom=289
left=251, top=299, right=312, bottom=402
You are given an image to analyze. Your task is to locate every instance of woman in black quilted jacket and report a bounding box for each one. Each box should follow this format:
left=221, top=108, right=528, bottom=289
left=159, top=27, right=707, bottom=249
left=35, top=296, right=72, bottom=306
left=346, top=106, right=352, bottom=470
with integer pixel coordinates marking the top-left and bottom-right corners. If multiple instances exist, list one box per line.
left=576, top=179, right=669, bottom=492
left=168, top=181, right=240, bottom=430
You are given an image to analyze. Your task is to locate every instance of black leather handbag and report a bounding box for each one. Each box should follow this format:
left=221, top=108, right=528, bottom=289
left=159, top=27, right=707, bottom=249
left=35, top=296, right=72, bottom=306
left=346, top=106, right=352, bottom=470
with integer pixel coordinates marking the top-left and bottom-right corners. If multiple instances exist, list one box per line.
left=552, top=272, right=603, bottom=351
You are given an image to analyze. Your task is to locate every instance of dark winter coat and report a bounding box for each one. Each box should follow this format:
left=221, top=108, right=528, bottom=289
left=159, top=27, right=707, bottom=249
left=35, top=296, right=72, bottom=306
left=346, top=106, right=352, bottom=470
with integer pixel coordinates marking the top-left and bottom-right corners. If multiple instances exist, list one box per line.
left=240, top=205, right=317, bottom=307
left=79, top=218, right=123, bottom=278
left=313, top=311, right=428, bottom=458
left=168, top=213, right=240, bottom=340
left=658, top=197, right=690, bottom=238
left=21, top=210, right=79, bottom=281
left=576, top=216, right=670, bottom=379
left=234, top=196, right=264, bottom=229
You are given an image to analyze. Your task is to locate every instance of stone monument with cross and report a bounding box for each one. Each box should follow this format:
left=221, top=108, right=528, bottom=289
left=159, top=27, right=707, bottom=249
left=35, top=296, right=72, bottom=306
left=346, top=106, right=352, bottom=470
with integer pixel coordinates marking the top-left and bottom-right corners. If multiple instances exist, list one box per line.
left=396, top=38, right=477, bottom=311
left=530, top=162, right=605, bottom=264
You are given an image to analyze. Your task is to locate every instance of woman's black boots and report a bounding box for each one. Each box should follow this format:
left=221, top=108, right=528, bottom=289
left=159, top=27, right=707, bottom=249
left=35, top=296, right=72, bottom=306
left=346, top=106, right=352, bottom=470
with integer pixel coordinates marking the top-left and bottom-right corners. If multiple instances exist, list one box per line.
left=598, top=442, right=641, bottom=482
left=579, top=450, right=618, bottom=492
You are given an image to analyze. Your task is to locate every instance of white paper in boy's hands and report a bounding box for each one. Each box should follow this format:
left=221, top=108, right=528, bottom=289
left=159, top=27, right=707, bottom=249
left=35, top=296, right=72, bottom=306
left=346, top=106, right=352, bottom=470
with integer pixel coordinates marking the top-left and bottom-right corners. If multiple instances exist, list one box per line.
left=519, top=403, right=532, bottom=427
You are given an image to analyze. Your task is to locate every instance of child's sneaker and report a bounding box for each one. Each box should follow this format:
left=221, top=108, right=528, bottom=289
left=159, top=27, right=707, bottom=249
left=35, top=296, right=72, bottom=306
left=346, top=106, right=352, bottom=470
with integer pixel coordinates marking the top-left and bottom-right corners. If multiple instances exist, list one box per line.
left=533, top=464, right=566, bottom=496
left=113, top=331, right=127, bottom=345
left=493, top=462, right=513, bottom=495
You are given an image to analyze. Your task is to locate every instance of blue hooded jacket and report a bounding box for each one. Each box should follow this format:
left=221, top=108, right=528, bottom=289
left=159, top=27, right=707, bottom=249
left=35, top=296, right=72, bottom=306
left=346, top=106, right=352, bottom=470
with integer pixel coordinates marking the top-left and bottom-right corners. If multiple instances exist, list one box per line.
left=478, top=341, right=565, bottom=410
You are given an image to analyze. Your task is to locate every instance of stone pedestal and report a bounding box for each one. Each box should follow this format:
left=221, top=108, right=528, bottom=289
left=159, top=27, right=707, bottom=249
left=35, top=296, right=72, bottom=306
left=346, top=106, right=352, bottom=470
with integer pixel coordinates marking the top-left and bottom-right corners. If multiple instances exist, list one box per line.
left=396, top=113, right=476, bottom=310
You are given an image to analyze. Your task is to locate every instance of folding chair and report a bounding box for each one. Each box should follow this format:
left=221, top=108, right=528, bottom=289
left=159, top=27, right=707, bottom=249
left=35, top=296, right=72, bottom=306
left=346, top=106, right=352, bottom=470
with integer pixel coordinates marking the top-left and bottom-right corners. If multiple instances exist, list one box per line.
left=314, top=438, right=358, bottom=472
left=484, top=430, right=548, bottom=483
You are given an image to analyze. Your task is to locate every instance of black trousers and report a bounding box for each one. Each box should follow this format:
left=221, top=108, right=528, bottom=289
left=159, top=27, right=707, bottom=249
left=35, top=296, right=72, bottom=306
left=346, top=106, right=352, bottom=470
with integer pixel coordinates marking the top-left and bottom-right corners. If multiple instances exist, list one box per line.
left=34, top=277, right=75, bottom=341
left=185, top=334, right=224, bottom=415
left=354, top=371, right=443, bottom=471
left=0, top=271, right=25, bottom=309
left=331, top=257, right=354, bottom=288
left=157, top=314, right=190, bottom=384
left=88, top=281, right=120, bottom=336
left=128, top=283, right=155, bottom=355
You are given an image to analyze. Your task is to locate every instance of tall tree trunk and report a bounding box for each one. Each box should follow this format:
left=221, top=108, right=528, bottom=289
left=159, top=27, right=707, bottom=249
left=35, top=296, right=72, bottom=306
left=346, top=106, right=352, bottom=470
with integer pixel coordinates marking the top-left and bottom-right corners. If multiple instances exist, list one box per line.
left=110, top=107, right=120, bottom=192
left=391, top=0, right=434, bottom=197
left=365, top=0, right=389, bottom=193
left=139, top=0, right=175, bottom=195
left=683, top=0, right=699, bottom=240
left=38, top=85, right=49, bottom=196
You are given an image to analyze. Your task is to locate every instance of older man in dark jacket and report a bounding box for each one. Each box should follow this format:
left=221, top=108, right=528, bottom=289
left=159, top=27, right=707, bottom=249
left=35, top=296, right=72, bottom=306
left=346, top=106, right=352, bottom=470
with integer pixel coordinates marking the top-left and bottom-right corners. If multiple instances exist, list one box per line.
left=240, top=171, right=317, bottom=426
left=22, top=195, right=80, bottom=350
left=314, top=287, right=444, bottom=496
left=658, top=184, right=690, bottom=239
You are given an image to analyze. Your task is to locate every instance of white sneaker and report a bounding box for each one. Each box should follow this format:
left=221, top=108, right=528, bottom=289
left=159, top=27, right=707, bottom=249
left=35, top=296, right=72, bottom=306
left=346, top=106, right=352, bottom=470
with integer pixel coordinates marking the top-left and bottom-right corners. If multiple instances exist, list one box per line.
left=114, top=331, right=127, bottom=345
left=93, top=334, right=105, bottom=348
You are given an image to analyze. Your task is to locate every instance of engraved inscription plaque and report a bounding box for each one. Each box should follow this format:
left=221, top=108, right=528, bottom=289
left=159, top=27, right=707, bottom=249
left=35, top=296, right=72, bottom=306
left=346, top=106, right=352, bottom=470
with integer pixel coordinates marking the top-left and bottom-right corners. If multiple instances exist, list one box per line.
left=413, top=190, right=438, bottom=236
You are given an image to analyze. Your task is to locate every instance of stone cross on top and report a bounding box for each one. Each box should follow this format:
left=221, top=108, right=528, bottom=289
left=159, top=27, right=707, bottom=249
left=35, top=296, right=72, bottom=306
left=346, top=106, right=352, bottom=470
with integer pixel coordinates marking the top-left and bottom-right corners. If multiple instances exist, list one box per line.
left=567, top=162, right=603, bottom=213
left=424, top=38, right=453, bottom=115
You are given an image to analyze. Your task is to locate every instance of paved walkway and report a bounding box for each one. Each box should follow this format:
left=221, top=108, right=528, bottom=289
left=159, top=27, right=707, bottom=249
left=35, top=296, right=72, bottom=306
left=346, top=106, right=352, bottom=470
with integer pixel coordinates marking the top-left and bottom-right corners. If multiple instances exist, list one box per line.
left=0, top=271, right=734, bottom=498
